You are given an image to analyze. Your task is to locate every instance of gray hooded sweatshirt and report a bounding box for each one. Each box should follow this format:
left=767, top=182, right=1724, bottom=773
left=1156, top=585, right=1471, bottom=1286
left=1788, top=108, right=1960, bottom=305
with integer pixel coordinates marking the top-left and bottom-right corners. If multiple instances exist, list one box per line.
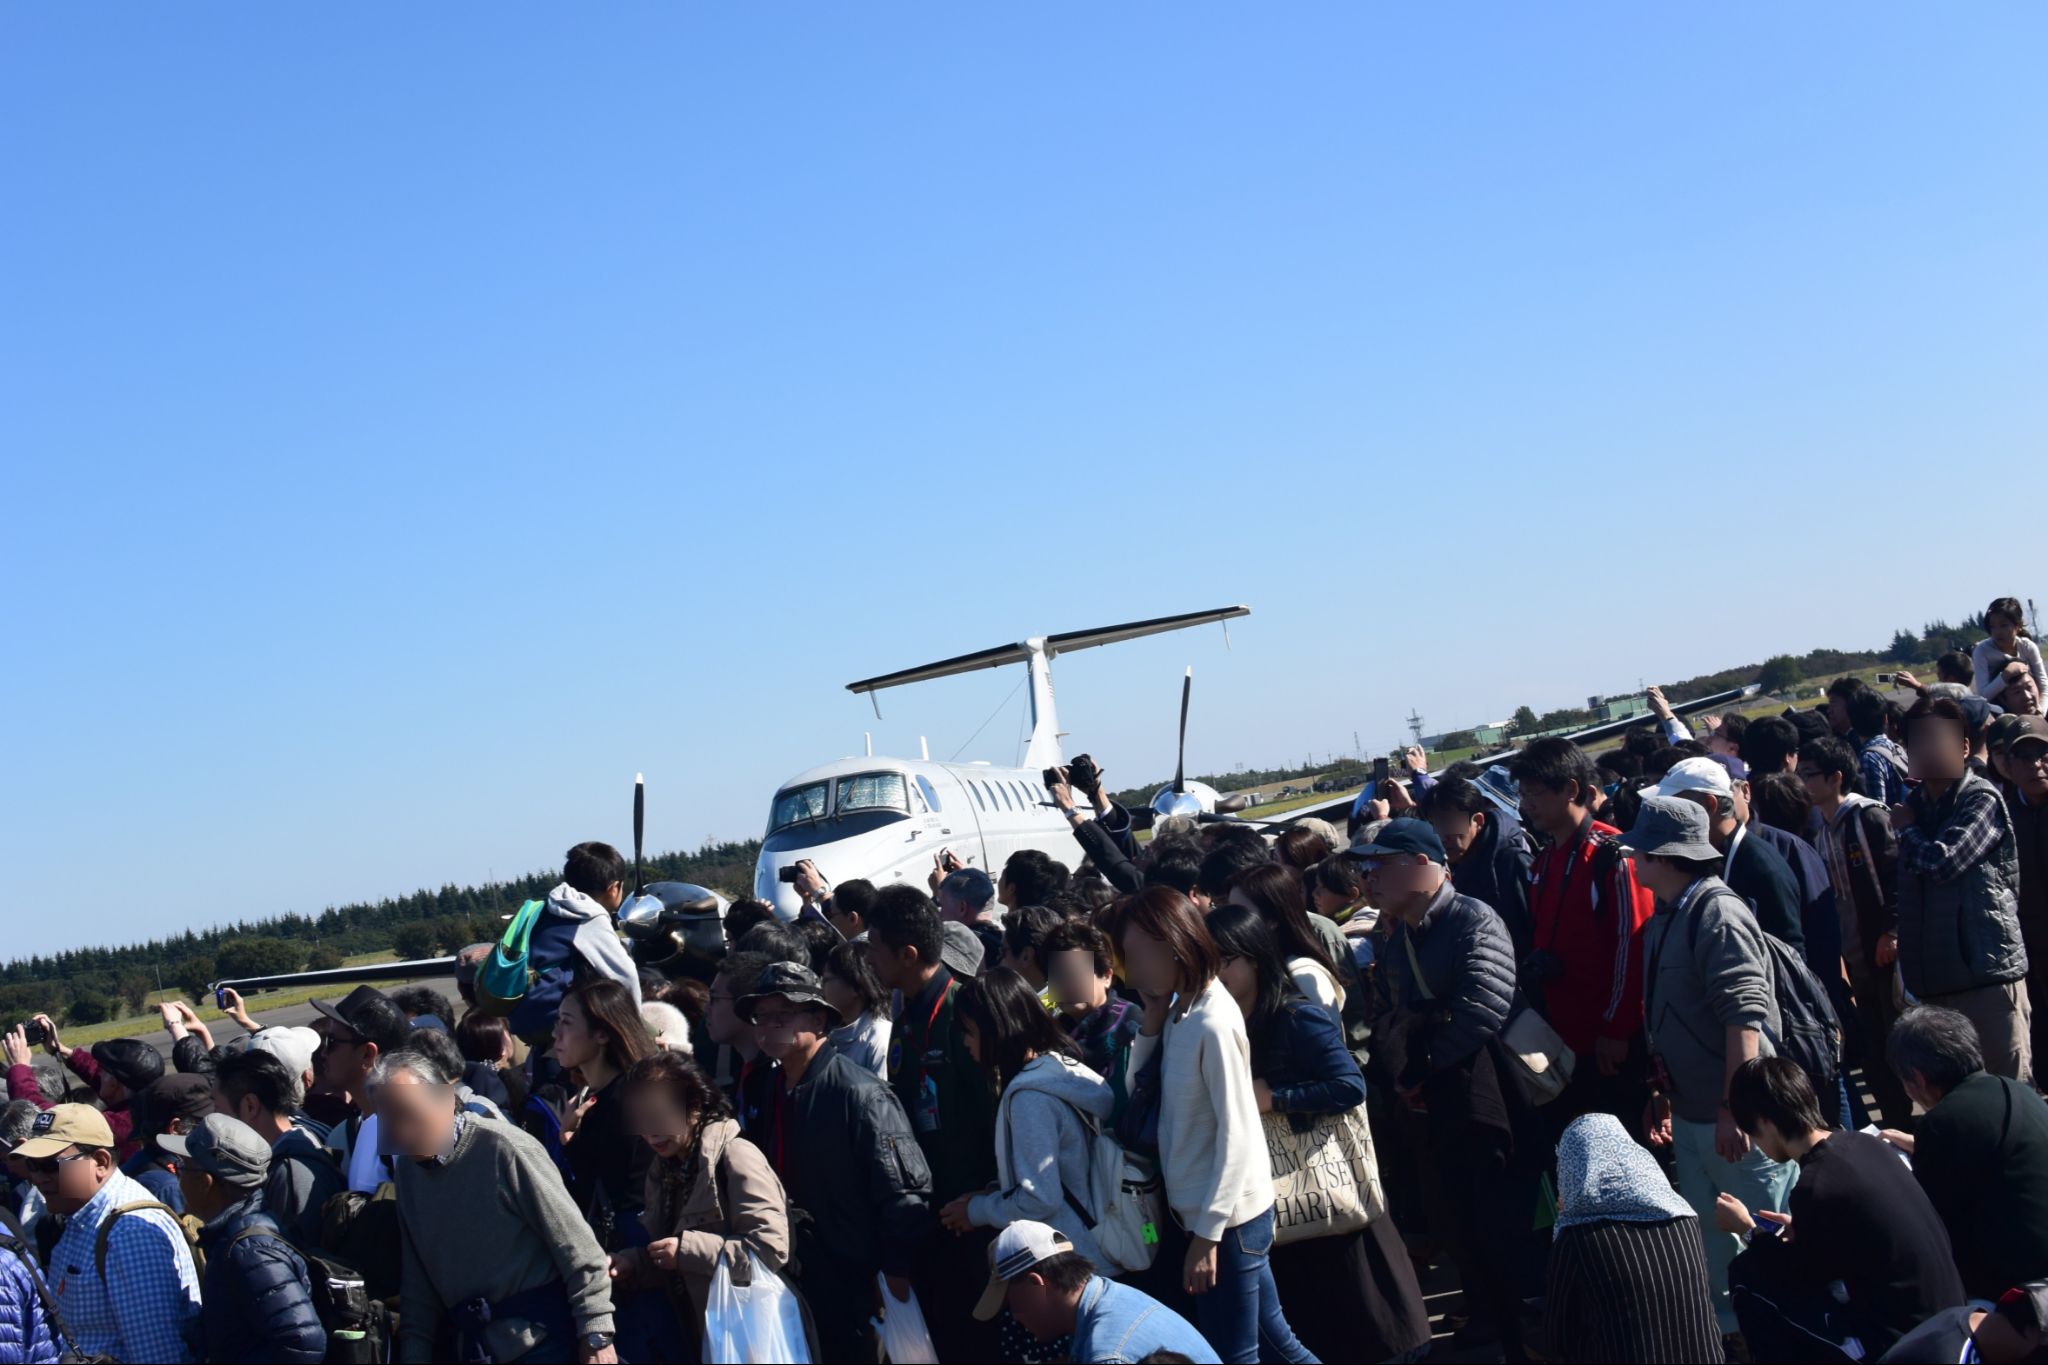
left=970, top=1053, right=1114, bottom=1266
left=547, top=882, right=643, bottom=1010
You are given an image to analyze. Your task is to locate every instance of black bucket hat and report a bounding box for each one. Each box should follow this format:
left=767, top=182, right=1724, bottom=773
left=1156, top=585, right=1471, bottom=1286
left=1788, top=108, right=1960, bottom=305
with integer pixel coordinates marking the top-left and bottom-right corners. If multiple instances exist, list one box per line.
left=737, top=962, right=847, bottom=1028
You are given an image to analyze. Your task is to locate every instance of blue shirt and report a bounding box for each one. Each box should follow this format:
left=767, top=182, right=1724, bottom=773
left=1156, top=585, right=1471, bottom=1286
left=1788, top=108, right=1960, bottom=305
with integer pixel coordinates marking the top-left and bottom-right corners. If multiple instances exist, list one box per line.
left=46, top=1167, right=202, bottom=1363
left=1069, top=1274, right=1220, bottom=1364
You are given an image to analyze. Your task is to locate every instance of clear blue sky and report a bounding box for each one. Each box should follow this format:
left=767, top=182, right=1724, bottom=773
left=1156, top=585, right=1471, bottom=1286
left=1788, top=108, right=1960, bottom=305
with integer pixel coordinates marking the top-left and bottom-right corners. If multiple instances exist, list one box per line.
left=4, top=7, right=2043, bottom=958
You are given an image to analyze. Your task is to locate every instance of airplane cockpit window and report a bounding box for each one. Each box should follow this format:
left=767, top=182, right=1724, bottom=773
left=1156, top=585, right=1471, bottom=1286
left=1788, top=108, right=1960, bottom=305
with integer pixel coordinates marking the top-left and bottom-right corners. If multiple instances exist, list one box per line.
left=915, top=774, right=941, bottom=812
left=835, top=771, right=909, bottom=816
left=769, top=782, right=829, bottom=833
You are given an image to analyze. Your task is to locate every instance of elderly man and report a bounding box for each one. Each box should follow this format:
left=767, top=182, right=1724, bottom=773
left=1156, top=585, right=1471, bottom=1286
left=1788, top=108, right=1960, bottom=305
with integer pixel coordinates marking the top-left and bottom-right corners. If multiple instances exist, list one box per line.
left=1882, top=1006, right=2048, bottom=1302
left=374, top=1052, right=617, bottom=1364
left=18, top=1103, right=201, bottom=1362
left=160, top=1114, right=326, bottom=1364
left=1999, top=659, right=2045, bottom=718
left=936, top=865, right=1005, bottom=975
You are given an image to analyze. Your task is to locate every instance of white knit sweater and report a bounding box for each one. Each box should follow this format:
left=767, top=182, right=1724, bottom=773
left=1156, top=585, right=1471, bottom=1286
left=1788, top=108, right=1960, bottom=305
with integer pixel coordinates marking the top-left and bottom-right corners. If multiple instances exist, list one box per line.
left=1126, top=977, right=1274, bottom=1242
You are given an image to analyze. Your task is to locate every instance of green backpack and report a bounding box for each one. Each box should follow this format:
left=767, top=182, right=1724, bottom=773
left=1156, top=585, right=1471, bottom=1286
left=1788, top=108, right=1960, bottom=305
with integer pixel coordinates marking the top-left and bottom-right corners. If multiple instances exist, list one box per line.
left=473, top=898, right=548, bottom=1016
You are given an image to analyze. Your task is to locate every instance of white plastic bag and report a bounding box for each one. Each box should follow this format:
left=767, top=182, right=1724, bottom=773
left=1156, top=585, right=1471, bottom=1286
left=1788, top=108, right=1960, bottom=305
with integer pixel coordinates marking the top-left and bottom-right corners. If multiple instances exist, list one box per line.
left=702, top=1249, right=811, bottom=1364
left=870, top=1272, right=939, bottom=1364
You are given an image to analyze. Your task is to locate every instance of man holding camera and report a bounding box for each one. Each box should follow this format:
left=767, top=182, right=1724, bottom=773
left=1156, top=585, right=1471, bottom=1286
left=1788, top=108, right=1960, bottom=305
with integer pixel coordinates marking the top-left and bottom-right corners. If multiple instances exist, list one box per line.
left=1047, top=755, right=1144, bottom=893
left=5, top=1015, right=160, bottom=1161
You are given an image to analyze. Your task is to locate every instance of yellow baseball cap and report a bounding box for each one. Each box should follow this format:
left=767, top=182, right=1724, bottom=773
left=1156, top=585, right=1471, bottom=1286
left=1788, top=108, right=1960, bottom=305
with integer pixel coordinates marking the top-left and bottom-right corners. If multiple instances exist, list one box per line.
left=13, top=1103, right=115, bottom=1158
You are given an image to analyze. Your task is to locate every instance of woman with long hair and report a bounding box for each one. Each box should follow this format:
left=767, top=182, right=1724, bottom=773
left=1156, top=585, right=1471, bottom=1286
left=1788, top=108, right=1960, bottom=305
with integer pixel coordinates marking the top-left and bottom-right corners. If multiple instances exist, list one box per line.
left=940, top=969, right=1110, bottom=1261
left=1207, top=903, right=1429, bottom=1363
left=554, top=978, right=677, bottom=1359
left=941, top=967, right=1114, bottom=1362
left=1225, top=863, right=1347, bottom=1016
left=614, top=1052, right=797, bottom=1356
left=1110, top=887, right=1316, bottom=1365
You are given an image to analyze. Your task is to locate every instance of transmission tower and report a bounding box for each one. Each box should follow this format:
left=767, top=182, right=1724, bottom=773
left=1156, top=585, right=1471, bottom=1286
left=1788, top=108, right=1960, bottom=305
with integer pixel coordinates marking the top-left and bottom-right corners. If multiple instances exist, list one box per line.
left=1406, top=710, right=1425, bottom=746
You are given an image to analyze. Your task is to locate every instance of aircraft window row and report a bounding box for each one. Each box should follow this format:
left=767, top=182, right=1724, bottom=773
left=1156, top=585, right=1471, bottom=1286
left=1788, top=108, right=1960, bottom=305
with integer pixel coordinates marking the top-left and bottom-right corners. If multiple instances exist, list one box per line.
left=957, top=775, right=1050, bottom=817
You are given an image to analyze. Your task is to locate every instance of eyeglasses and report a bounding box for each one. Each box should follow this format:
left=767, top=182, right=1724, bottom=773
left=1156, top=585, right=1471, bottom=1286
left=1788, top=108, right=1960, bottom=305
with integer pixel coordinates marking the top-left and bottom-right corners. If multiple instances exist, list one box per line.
left=1795, top=768, right=1826, bottom=780
left=751, top=1013, right=798, bottom=1031
left=23, top=1151, right=94, bottom=1177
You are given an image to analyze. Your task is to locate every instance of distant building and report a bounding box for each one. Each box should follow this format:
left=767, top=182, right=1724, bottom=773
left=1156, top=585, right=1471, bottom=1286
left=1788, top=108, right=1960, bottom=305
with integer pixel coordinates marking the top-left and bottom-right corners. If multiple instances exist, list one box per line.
left=1590, top=695, right=1651, bottom=723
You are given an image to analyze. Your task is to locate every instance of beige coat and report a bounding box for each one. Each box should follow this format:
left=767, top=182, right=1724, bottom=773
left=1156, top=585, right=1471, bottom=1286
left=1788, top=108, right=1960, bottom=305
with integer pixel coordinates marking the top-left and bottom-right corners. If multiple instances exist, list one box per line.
left=613, top=1117, right=792, bottom=1325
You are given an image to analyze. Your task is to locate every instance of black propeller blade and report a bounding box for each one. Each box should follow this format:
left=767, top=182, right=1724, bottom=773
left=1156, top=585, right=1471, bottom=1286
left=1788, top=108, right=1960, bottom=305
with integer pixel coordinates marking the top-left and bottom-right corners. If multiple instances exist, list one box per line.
left=633, top=773, right=646, bottom=896
left=1173, top=666, right=1191, bottom=794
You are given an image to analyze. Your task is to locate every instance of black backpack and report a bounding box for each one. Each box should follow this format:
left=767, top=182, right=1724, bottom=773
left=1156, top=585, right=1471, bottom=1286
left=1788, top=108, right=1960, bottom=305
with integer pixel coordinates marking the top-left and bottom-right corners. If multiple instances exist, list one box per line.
left=1757, top=929, right=1844, bottom=1101
left=299, top=1246, right=389, bottom=1365
left=216, top=1218, right=387, bottom=1365
left=1683, top=908, right=1843, bottom=1097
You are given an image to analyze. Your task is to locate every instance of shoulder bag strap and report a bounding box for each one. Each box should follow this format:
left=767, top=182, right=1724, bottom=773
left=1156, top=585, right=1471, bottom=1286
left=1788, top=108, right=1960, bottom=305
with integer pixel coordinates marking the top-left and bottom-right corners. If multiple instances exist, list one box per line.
left=3, top=1235, right=88, bottom=1361
left=96, top=1200, right=181, bottom=1281
left=1402, top=928, right=1435, bottom=1001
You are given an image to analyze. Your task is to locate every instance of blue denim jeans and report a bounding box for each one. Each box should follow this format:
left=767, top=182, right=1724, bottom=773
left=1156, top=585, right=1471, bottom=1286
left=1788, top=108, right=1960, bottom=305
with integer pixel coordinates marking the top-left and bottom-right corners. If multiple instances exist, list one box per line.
left=1194, top=1209, right=1319, bottom=1365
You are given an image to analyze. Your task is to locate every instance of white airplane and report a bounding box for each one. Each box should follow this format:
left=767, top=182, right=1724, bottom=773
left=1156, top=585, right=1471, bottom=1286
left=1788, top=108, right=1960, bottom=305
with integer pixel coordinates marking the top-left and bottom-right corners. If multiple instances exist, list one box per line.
left=752, top=606, right=1251, bottom=917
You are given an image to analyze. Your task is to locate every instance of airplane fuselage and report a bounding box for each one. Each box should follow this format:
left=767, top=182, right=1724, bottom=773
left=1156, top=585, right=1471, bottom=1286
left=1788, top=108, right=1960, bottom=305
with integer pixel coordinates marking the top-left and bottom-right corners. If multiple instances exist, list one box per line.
left=753, top=755, right=1084, bottom=917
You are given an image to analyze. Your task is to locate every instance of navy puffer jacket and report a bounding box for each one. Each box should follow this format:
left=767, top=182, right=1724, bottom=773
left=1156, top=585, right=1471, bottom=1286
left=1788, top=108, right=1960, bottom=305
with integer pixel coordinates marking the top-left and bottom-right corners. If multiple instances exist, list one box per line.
left=1371, top=881, right=1518, bottom=1090
left=196, top=1193, right=327, bottom=1365
left=0, top=1239, right=60, bottom=1365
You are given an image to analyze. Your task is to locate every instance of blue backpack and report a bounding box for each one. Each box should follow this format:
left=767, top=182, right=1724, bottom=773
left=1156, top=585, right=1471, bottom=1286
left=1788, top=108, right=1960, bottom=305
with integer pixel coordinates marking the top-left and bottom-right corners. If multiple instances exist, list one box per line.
left=475, top=899, right=547, bottom=1016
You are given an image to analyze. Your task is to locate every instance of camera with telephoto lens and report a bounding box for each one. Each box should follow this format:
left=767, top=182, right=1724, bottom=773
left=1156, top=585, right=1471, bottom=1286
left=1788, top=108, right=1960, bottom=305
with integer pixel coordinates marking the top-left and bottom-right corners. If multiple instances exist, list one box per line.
left=777, top=866, right=803, bottom=885
left=18, top=1019, right=48, bottom=1048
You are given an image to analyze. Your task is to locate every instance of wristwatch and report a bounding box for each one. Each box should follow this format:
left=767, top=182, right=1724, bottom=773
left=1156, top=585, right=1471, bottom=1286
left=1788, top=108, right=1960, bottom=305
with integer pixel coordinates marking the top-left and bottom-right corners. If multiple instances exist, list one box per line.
left=584, top=1331, right=614, bottom=1351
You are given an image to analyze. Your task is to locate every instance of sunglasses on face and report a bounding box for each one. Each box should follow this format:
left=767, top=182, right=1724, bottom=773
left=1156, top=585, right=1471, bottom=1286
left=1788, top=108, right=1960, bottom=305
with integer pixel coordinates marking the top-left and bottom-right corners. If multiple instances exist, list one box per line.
left=24, top=1151, right=93, bottom=1177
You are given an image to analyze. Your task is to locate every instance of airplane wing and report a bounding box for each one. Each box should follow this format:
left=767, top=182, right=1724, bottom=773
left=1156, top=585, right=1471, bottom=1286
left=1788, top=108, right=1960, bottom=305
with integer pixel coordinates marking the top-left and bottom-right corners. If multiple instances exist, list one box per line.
left=845, top=606, right=1250, bottom=696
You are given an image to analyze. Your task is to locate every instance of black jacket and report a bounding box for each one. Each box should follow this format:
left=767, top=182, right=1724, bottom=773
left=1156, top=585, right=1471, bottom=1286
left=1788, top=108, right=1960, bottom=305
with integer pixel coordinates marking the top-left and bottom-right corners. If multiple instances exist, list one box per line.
left=197, top=1192, right=327, bottom=1365
left=1912, top=1072, right=2048, bottom=1301
left=1725, top=829, right=1805, bottom=952
left=781, top=1050, right=934, bottom=1282
left=1370, top=880, right=1517, bottom=1091
left=1072, top=815, right=1143, bottom=895
left=1449, top=807, right=1537, bottom=963
left=1733, top=1131, right=1963, bottom=1357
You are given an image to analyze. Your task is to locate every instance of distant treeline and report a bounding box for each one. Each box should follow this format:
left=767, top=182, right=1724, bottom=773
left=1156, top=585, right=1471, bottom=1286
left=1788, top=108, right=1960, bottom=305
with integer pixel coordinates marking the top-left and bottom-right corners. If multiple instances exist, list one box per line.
left=0, top=841, right=761, bottom=1026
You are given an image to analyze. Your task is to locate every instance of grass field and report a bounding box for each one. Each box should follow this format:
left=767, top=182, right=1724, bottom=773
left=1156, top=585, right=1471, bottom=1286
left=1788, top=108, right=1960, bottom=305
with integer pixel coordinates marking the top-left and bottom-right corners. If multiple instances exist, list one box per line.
left=58, top=949, right=410, bottom=1048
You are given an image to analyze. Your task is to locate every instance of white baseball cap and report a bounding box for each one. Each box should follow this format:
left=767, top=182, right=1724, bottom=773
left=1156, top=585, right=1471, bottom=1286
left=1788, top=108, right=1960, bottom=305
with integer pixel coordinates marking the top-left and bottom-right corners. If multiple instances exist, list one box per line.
left=250, top=1025, right=321, bottom=1081
left=1644, top=756, right=1733, bottom=804
left=972, top=1221, right=1076, bottom=1320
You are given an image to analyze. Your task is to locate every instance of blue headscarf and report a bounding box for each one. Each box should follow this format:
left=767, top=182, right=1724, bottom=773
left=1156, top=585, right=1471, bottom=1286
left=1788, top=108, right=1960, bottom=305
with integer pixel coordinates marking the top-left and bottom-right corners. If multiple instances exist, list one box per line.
left=1553, top=1113, right=1694, bottom=1237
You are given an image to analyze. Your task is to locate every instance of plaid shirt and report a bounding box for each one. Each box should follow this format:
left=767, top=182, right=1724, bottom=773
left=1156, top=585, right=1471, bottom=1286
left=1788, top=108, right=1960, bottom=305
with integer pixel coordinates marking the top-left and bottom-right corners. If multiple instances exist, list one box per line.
left=1901, top=776, right=2010, bottom=882
left=46, top=1167, right=201, bottom=1363
left=1857, top=733, right=1910, bottom=806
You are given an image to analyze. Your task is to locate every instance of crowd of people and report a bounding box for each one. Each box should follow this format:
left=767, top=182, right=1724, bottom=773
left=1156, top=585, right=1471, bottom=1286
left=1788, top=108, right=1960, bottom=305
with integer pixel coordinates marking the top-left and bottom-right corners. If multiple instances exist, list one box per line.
left=4, top=595, right=2048, bottom=1364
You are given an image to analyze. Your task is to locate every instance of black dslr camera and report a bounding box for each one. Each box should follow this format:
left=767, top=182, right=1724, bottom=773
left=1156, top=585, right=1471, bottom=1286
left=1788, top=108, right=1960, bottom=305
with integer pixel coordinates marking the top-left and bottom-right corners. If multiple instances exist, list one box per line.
left=18, top=1018, right=48, bottom=1048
